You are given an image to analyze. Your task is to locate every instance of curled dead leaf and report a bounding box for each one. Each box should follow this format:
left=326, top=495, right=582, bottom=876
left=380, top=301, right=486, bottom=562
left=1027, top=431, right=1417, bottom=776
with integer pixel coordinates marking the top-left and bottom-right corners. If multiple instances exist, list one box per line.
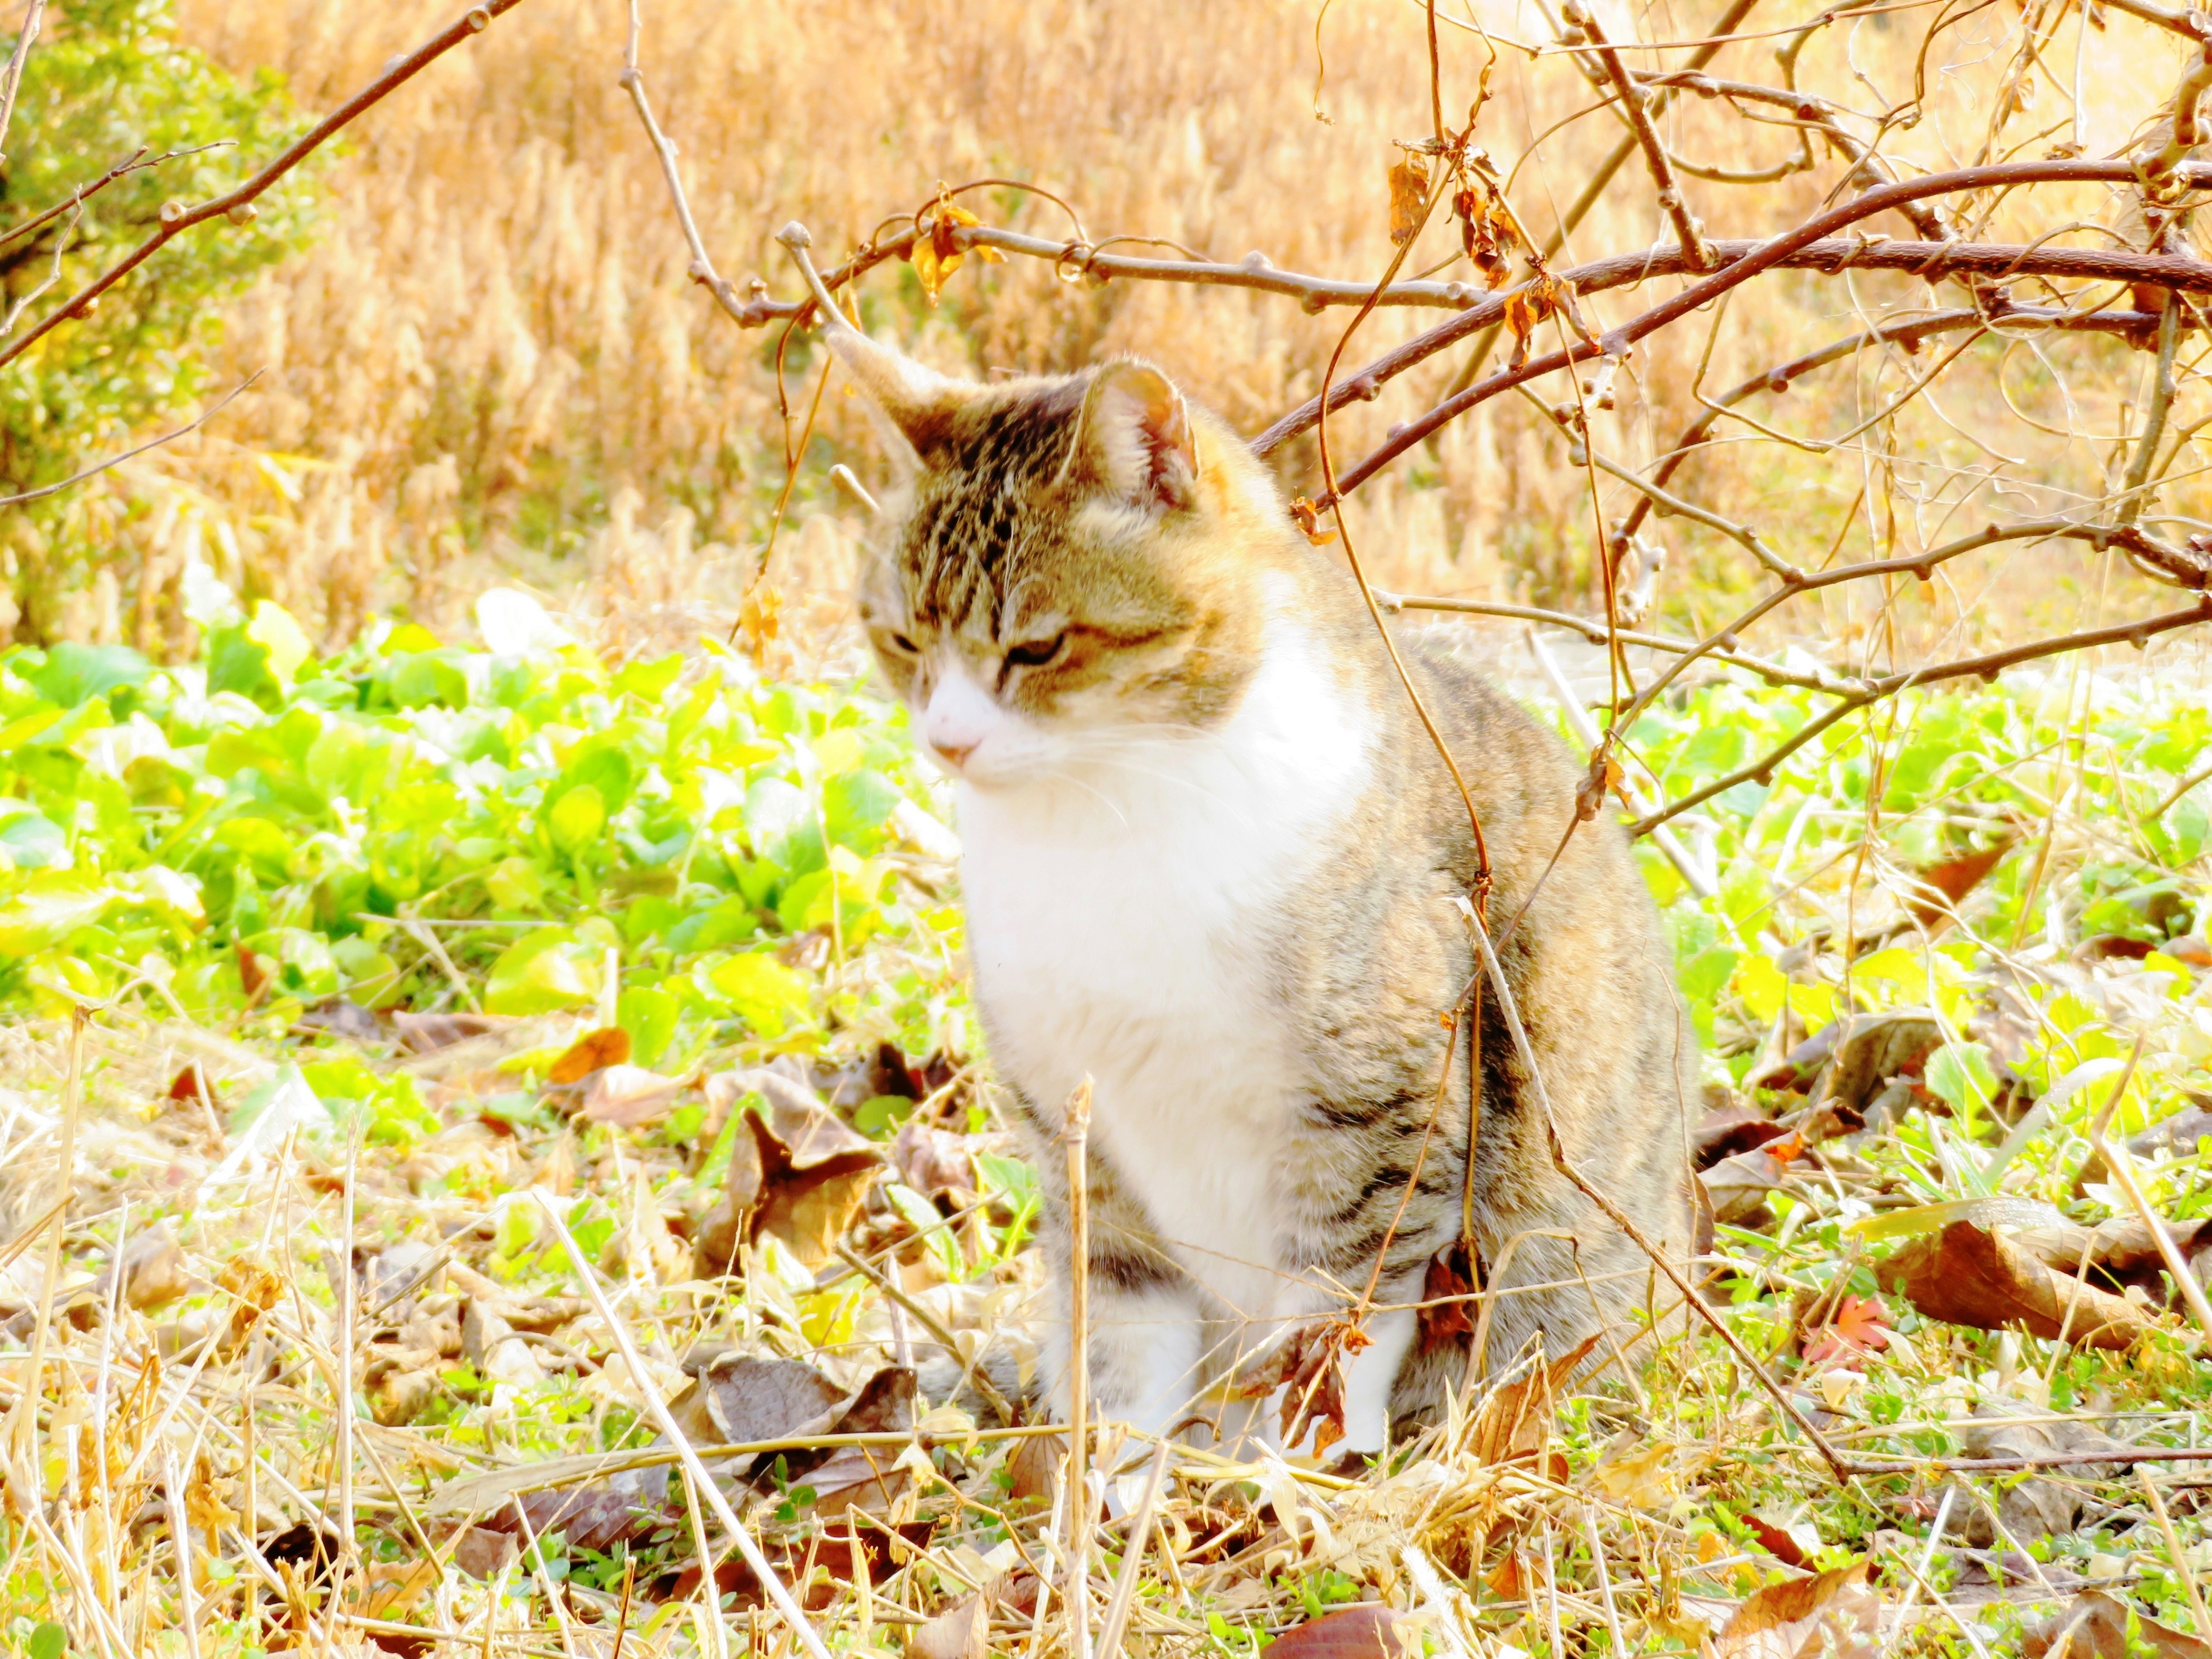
left=1386, top=155, right=1430, bottom=246
left=693, top=1082, right=882, bottom=1274
left=1875, top=1220, right=2160, bottom=1351
left=1714, top=1560, right=1880, bottom=1659
left=1469, top=1332, right=1601, bottom=1473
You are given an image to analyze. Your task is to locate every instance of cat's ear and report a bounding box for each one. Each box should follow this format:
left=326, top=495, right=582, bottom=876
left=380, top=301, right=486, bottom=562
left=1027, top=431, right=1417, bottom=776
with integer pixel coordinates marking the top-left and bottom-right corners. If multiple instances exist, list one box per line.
left=823, top=327, right=965, bottom=474
left=1064, top=361, right=1199, bottom=514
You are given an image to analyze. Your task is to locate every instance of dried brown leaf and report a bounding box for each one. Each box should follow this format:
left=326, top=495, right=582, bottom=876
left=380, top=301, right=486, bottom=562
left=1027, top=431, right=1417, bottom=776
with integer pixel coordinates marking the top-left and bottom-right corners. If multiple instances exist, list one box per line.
left=2024, top=1589, right=2212, bottom=1658
left=1875, top=1221, right=2159, bottom=1350
left=1386, top=155, right=1429, bottom=246
left=908, top=1593, right=990, bottom=1659
left=1267, top=1603, right=1406, bottom=1659
left=548, top=1025, right=632, bottom=1085
left=1908, top=837, right=2016, bottom=924
left=694, top=1087, right=882, bottom=1273
left=1470, top=1332, right=1601, bottom=1470
left=1714, top=1560, right=1880, bottom=1659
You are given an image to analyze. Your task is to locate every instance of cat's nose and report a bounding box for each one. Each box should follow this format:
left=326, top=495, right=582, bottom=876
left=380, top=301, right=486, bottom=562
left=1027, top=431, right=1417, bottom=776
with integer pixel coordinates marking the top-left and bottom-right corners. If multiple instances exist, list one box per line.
left=933, top=739, right=977, bottom=770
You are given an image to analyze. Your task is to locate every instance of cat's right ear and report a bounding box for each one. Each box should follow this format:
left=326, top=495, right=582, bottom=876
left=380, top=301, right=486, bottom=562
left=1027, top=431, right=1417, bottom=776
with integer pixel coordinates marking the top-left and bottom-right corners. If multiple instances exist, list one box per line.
left=824, top=327, right=963, bottom=476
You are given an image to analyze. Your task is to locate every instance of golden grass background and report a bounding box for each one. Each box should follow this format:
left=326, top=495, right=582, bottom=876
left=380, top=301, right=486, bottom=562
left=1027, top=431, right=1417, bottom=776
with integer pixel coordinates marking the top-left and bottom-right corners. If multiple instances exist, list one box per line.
left=104, top=0, right=2211, bottom=665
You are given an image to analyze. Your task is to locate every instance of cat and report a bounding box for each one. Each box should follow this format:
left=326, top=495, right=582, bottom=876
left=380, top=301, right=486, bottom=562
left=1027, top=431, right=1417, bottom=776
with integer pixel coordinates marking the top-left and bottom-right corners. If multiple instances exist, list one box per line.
left=828, top=324, right=1694, bottom=1455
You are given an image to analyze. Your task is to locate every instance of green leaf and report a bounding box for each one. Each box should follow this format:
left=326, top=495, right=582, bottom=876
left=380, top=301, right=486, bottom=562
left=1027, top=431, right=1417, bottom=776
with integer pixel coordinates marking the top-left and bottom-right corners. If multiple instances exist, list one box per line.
left=485, top=927, right=600, bottom=1016
left=1925, top=1040, right=2000, bottom=1114
left=707, top=952, right=811, bottom=1036
left=27, top=642, right=150, bottom=708
left=0, top=873, right=112, bottom=954
left=616, top=985, right=679, bottom=1068
left=0, top=807, right=69, bottom=870
left=247, top=601, right=313, bottom=683
left=548, top=783, right=607, bottom=854
left=27, top=1620, right=67, bottom=1659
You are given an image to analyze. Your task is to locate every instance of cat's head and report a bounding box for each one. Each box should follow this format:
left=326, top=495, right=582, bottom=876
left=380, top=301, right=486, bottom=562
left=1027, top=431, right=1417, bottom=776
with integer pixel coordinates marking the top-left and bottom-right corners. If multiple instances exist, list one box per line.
left=833, top=330, right=1288, bottom=789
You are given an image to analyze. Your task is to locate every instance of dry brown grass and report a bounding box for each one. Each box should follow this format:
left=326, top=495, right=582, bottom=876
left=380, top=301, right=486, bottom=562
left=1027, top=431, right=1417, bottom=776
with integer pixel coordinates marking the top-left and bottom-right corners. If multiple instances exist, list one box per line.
left=93, top=0, right=2200, bottom=663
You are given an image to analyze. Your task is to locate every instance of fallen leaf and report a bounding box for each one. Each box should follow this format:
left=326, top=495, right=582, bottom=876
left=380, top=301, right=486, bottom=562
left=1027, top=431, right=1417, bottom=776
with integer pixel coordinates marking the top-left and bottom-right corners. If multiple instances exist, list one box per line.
left=2014, top=1214, right=2212, bottom=1311
left=1592, top=1438, right=1677, bottom=1508
left=694, top=1085, right=882, bottom=1274
left=451, top=1524, right=517, bottom=1581
left=1701, top=1142, right=1800, bottom=1227
left=1266, top=1603, right=1406, bottom=1659
left=297, top=997, right=381, bottom=1043
left=1386, top=154, right=1430, bottom=246
left=1948, top=1396, right=2133, bottom=1543
left=1695, top=1104, right=1790, bottom=1169
left=671, top=1354, right=845, bottom=1456
left=1714, top=1560, right=1880, bottom=1658
left=574, top=1064, right=685, bottom=1127
left=236, top=940, right=272, bottom=1004
left=2024, top=1589, right=2212, bottom=1657
left=462, top=1298, right=545, bottom=1386
left=1799, top=1294, right=1892, bottom=1367
left=892, top=1118, right=976, bottom=1200
left=1875, top=1221, right=2159, bottom=1351
left=1743, top=1513, right=1812, bottom=1569
left=548, top=1025, right=632, bottom=1085
left=393, top=1011, right=520, bottom=1055
left=1908, top=837, right=2016, bottom=925
left=167, top=1064, right=215, bottom=1104
left=1470, top=1333, right=1603, bottom=1472
left=908, top=1593, right=989, bottom=1659
left=671, top=1518, right=934, bottom=1610
left=100, top=1224, right=192, bottom=1312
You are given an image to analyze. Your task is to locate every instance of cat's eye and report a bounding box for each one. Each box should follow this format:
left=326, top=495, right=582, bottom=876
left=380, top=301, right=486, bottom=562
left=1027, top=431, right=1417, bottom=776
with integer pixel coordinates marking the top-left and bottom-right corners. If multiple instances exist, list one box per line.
left=883, top=630, right=920, bottom=657
left=1002, top=633, right=1067, bottom=670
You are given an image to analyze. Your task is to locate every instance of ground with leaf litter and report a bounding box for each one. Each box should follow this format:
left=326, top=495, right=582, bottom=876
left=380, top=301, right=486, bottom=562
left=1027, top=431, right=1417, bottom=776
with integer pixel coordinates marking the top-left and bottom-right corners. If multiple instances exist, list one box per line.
left=1, top=593, right=2210, bottom=1658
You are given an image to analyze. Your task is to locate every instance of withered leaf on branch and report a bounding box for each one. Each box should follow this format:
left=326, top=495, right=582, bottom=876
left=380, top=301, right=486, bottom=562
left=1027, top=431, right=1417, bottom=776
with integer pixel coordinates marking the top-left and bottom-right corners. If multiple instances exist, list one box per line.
left=1501, top=273, right=1592, bottom=371
left=1713, top=1560, right=1881, bottom=1659
left=693, top=1087, right=882, bottom=1274
left=1386, top=155, right=1430, bottom=247
left=1452, top=183, right=1518, bottom=287
left=909, top=195, right=1004, bottom=305
left=1874, top=1219, right=2160, bottom=1351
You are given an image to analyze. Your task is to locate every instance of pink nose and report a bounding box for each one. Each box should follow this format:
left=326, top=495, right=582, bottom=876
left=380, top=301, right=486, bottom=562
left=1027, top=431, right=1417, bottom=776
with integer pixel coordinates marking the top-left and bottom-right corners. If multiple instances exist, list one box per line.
left=934, top=739, right=976, bottom=769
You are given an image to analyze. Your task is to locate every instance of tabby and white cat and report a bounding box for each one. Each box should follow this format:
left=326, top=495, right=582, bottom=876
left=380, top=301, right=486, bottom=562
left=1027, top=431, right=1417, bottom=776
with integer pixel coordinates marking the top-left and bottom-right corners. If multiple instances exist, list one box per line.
left=831, top=327, right=1692, bottom=1453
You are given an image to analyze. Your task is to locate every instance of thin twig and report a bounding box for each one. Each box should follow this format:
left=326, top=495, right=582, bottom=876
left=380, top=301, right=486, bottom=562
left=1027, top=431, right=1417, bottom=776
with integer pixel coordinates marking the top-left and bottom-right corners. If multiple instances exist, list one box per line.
left=0, top=372, right=261, bottom=509
left=0, top=0, right=44, bottom=166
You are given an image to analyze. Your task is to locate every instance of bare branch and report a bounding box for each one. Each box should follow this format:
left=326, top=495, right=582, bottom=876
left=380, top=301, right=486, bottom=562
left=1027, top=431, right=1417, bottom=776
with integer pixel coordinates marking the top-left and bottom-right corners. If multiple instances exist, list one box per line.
left=1631, top=598, right=2212, bottom=836
left=0, top=1, right=528, bottom=376
left=1563, top=0, right=1717, bottom=269
left=1378, top=592, right=1861, bottom=695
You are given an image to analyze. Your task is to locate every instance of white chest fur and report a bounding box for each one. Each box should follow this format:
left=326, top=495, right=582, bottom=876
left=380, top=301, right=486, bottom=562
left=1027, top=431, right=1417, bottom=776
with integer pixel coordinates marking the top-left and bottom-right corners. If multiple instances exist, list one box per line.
left=954, top=613, right=1373, bottom=1324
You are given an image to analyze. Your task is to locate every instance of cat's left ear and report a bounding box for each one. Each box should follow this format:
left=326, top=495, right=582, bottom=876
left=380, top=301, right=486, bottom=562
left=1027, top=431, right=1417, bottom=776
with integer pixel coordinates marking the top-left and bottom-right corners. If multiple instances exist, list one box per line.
left=1064, top=361, right=1199, bottom=514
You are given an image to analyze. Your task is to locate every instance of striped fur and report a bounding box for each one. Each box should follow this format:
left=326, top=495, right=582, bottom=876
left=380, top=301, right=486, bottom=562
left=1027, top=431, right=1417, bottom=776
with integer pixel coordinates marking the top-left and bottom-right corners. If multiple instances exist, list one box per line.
left=839, top=340, right=1694, bottom=1452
